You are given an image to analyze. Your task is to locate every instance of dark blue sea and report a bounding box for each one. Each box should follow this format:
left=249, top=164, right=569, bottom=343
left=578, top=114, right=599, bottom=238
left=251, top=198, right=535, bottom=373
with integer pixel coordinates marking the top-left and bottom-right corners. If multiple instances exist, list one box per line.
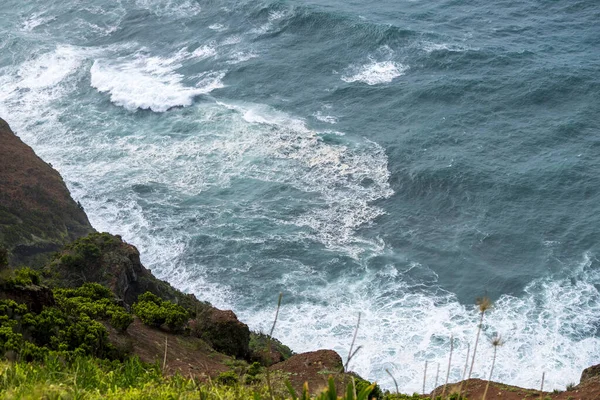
left=1, top=0, right=599, bottom=391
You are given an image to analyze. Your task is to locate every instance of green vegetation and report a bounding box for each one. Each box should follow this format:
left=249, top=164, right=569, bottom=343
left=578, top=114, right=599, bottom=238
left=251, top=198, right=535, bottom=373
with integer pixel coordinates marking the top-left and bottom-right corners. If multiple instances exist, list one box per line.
left=0, top=357, right=385, bottom=400
left=54, top=283, right=133, bottom=332
left=58, top=236, right=102, bottom=269
left=249, top=331, right=294, bottom=363
left=1, top=267, right=41, bottom=287
left=0, top=298, right=114, bottom=361
left=217, top=370, right=239, bottom=385
left=133, top=291, right=189, bottom=331
left=0, top=270, right=132, bottom=361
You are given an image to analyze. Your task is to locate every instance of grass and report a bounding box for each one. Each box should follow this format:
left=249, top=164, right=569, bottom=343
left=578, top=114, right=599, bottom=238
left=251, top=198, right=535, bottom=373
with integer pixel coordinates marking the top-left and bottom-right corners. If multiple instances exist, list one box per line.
left=0, top=356, right=393, bottom=400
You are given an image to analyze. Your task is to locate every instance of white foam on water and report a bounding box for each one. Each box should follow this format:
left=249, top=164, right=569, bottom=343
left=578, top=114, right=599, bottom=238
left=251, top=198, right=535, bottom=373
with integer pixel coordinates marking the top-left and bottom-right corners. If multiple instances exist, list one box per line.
left=420, top=41, right=478, bottom=53
left=190, top=44, right=217, bottom=59
left=250, top=9, right=289, bottom=35
left=221, top=35, right=242, bottom=46
left=0, top=45, right=90, bottom=146
left=135, top=0, right=201, bottom=17
left=209, top=23, right=227, bottom=31
left=90, top=51, right=225, bottom=112
left=215, top=101, right=394, bottom=254
left=16, top=46, right=85, bottom=90
left=342, top=60, right=408, bottom=85
left=239, top=252, right=600, bottom=393
left=313, top=111, right=338, bottom=124
left=21, top=13, right=56, bottom=32
left=226, top=51, right=258, bottom=64
left=341, top=46, right=407, bottom=85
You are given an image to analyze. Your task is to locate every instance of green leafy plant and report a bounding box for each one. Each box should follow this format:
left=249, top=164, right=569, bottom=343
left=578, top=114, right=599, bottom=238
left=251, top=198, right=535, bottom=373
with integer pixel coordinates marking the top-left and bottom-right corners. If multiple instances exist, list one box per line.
left=1, top=267, right=41, bottom=287
left=217, top=370, right=239, bottom=385
left=133, top=292, right=189, bottom=331
left=54, top=283, right=133, bottom=332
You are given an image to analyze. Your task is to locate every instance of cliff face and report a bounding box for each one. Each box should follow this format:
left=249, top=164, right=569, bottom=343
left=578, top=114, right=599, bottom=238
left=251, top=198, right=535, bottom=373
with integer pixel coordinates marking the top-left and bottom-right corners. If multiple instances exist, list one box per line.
left=0, top=118, right=94, bottom=267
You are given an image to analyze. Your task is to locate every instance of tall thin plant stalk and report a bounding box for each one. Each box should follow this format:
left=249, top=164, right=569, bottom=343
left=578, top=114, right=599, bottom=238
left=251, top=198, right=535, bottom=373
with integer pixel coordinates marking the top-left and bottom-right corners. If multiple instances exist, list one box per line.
left=265, top=293, right=283, bottom=400
left=441, top=335, right=454, bottom=399
left=385, top=369, right=399, bottom=395
left=539, top=372, right=545, bottom=400
left=343, top=313, right=362, bottom=372
left=463, top=297, right=492, bottom=396
left=482, top=335, right=504, bottom=400
left=162, top=336, right=168, bottom=372
left=423, top=360, right=428, bottom=396
left=431, top=363, right=440, bottom=400
left=457, top=343, right=470, bottom=398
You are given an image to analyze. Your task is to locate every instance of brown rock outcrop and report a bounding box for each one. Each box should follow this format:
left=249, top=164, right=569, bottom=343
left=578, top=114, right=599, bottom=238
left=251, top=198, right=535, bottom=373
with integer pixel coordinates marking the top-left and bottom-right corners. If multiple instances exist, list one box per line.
left=190, top=308, right=250, bottom=359
left=0, top=283, right=55, bottom=313
left=0, top=118, right=93, bottom=267
left=270, top=349, right=345, bottom=394
left=580, top=364, right=600, bottom=386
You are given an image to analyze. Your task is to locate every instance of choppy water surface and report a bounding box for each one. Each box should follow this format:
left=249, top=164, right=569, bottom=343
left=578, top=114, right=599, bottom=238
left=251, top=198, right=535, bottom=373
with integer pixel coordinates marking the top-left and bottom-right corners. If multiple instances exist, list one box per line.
left=1, top=0, right=599, bottom=392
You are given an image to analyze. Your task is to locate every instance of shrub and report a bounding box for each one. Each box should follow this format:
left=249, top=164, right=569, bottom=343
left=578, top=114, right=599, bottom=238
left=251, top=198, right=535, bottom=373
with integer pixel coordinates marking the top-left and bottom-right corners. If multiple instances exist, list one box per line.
left=58, top=236, right=102, bottom=269
left=249, top=331, right=294, bottom=365
left=354, top=377, right=383, bottom=400
left=1, top=267, right=42, bottom=287
left=216, top=370, right=239, bottom=385
left=54, top=283, right=133, bottom=332
left=0, top=298, right=116, bottom=360
left=247, top=361, right=263, bottom=377
left=133, top=292, right=188, bottom=331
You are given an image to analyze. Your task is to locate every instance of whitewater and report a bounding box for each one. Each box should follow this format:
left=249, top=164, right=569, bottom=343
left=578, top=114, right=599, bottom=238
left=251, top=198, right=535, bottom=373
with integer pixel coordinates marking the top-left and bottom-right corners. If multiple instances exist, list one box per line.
left=1, top=0, right=599, bottom=393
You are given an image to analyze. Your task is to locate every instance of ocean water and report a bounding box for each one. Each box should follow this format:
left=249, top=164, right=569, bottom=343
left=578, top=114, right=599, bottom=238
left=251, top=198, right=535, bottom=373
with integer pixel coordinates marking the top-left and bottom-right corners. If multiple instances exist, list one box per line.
left=1, top=0, right=600, bottom=392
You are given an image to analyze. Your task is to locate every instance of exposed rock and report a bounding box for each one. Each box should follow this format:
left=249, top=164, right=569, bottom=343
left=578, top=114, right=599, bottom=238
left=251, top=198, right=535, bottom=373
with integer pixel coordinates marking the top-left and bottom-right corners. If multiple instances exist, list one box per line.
left=0, top=118, right=93, bottom=267
left=248, top=331, right=293, bottom=366
left=580, top=364, right=600, bottom=386
left=45, top=232, right=210, bottom=312
left=0, top=283, right=55, bottom=313
left=270, top=349, right=346, bottom=394
left=106, top=318, right=230, bottom=380
left=190, top=307, right=250, bottom=359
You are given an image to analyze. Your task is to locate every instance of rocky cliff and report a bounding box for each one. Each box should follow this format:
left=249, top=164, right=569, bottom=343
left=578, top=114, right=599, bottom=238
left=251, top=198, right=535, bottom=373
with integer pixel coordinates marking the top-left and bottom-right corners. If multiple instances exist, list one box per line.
left=0, top=118, right=93, bottom=267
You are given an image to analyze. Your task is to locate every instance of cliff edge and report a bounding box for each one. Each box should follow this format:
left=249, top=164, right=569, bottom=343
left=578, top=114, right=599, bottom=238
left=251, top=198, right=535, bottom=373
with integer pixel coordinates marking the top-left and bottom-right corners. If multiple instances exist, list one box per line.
left=0, top=118, right=93, bottom=267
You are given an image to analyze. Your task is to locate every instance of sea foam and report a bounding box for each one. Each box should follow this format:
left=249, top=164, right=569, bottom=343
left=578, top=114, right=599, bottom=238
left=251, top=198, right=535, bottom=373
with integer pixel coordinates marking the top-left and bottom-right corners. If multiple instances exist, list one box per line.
left=342, top=60, right=408, bottom=85
left=90, top=51, right=224, bottom=112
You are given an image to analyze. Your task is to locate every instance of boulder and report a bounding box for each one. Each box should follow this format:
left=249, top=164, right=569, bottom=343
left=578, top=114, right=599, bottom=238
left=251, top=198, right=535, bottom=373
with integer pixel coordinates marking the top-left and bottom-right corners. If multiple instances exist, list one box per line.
left=581, top=364, right=600, bottom=386
left=248, top=331, right=293, bottom=366
left=190, top=307, right=250, bottom=359
left=270, top=350, right=344, bottom=394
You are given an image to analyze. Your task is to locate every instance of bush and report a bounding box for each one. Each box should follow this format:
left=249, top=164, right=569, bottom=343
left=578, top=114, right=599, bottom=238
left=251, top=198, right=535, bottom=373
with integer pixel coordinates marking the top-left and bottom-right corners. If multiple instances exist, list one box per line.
left=54, top=283, right=133, bottom=332
left=0, top=298, right=116, bottom=360
left=1, top=267, right=41, bottom=287
left=133, top=292, right=188, bottom=331
left=58, top=237, right=102, bottom=269
left=216, top=370, right=239, bottom=385
left=249, top=331, right=294, bottom=365
left=354, top=377, right=383, bottom=400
